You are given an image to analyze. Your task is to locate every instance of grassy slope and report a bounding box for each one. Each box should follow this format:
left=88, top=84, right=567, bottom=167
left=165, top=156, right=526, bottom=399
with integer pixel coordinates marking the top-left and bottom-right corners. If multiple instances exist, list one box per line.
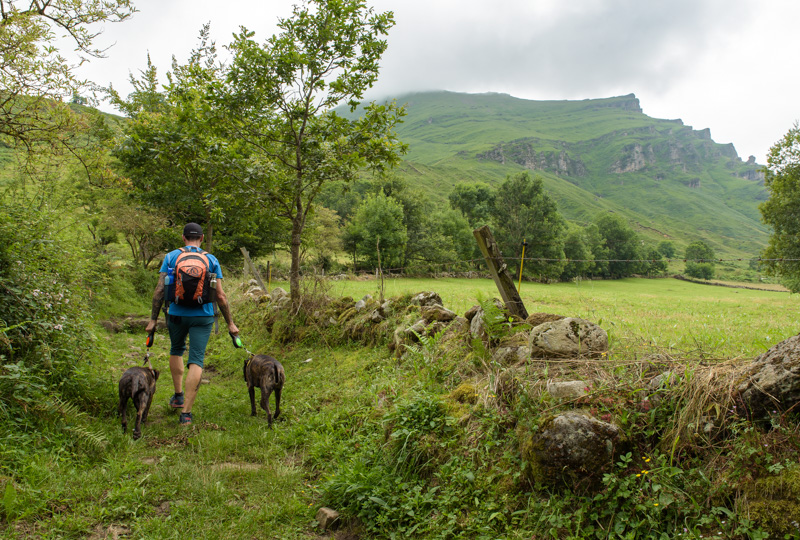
left=361, top=91, right=769, bottom=259
left=4, top=277, right=799, bottom=538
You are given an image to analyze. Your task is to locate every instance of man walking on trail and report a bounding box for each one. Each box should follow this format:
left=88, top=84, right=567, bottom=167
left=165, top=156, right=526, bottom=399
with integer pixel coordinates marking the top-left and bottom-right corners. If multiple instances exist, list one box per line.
left=145, top=223, right=239, bottom=426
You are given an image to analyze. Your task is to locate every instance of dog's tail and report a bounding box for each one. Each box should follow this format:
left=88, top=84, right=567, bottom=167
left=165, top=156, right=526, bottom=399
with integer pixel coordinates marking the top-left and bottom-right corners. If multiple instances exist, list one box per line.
left=274, top=363, right=285, bottom=386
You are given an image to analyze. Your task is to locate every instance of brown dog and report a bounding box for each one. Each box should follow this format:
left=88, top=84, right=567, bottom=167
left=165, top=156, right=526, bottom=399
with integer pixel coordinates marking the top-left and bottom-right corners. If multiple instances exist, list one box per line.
left=243, top=354, right=285, bottom=427
left=118, top=366, right=159, bottom=440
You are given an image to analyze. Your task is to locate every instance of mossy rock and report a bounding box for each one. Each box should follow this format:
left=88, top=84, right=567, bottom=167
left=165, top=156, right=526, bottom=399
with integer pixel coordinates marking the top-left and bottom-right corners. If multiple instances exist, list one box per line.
left=518, top=411, right=624, bottom=490
left=449, top=382, right=478, bottom=404
left=741, top=466, right=800, bottom=536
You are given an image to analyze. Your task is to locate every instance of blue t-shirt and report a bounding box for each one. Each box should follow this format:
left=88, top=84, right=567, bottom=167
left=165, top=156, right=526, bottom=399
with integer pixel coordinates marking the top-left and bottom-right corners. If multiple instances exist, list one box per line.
left=160, top=246, right=223, bottom=317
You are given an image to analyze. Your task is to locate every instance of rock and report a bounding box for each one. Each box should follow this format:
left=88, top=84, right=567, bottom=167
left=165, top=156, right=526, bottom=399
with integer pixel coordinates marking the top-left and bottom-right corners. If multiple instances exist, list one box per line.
left=464, top=305, right=481, bottom=322
left=546, top=381, right=590, bottom=401
left=519, top=412, right=623, bottom=487
left=315, top=507, right=340, bottom=530
left=410, top=291, right=443, bottom=308
left=405, top=319, right=427, bottom=341
left=525, top=312, right=565, bottom=327
left=369, top=309, right=384, bottom=323
left=355, top=294, right=373, bottom=311
left=648, top=371, right=678, bottom=391
left=271, top=287, right=288, bottom=301
left=529, top=318, right=608, bottom=358
left=246, top=286, right=263, bottom=297
left=421, top=304, right=456, bottom=322
left=445, top=316, right=470, bottom=336
left=248, top=279, right=259, bottom=287
left=737, top=333, right=800, bottom=419
left=492, top=346, right=531, bottom=365
left=469, top=309, right=488, bottom=342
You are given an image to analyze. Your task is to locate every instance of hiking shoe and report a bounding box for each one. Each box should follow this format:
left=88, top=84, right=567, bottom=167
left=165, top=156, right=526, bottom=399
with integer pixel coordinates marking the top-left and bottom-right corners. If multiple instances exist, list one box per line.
left=179, top=412, right=192, bottom=426
left=169, top=393, right=184, bottom=408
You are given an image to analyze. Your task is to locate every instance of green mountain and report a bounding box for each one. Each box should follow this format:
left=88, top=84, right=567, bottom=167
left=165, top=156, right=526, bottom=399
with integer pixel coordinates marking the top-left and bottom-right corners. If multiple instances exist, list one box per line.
left=378, top=91, right=768, bottom=259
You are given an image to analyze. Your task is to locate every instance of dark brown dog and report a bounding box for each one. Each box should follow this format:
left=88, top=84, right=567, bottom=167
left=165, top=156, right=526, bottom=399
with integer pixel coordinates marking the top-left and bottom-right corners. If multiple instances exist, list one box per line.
left=118, top=366, right=159, bottom=440
left=243, top=354, right=285, bottom=427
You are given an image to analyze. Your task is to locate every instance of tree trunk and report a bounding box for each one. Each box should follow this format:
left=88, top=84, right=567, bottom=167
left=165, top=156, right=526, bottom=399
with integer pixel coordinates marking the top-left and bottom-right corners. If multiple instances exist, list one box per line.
left=289, top=213, right=303, bottom=310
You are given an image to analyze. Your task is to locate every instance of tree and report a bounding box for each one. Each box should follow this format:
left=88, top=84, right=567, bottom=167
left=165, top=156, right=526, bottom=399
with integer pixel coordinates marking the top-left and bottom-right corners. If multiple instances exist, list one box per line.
left=490, top=172, right=566, bottom=281
left=345, top=193, right=407, bottom=270
left=449, top=182, right=495, bottom=227
left=760, top=123, right=800, bottom=292
left=657, top=240, right=676, bottom=259
left=593, top=213, right=646, bottom=278
left=560, top=225, right=594, bottom=280
left=109, top=30, right=281, bottom=264
left=221, top=0, right=406, bottom=308
left=684, top=241, right=715, bottom=280
left=644, top=247, right=669, bottom=276
left=0, top=0, right=134, bottom=152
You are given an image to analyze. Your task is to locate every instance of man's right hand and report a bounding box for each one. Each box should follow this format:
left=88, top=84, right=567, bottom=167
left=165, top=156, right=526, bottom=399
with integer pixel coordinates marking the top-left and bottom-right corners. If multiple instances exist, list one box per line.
left=145, top=320, right=156, bottom=334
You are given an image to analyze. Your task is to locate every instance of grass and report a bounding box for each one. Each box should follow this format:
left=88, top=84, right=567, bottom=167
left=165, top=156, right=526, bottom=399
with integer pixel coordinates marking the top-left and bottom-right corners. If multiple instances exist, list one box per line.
left=2, top=276, right=799, bottom=538
left=319, top=275, right=799, bottom=359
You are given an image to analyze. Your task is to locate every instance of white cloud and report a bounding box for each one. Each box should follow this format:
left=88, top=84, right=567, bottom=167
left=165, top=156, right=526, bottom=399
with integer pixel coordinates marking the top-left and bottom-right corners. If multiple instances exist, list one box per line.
left=69, top=0, right=800, bottom=163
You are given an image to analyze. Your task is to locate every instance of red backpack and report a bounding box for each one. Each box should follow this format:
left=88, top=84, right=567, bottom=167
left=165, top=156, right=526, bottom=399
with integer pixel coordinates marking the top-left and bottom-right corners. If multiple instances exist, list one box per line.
left=173, top=248, right=213, bottom=307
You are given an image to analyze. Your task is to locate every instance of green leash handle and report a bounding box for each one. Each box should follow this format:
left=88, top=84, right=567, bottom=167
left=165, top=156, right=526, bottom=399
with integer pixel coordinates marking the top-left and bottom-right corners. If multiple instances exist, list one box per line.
left=230, top=332, right=243, bottom=349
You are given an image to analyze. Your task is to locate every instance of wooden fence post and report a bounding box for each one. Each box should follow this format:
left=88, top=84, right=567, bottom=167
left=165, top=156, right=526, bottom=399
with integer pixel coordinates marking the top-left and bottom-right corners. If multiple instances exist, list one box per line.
left=240, top=247, right=267, bottom=292
left=473, top=225, right=529, bottom=320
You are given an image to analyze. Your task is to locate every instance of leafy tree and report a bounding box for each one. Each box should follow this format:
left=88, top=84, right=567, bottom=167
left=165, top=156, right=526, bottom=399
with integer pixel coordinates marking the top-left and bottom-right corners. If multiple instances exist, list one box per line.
left=593, top=213, right=645, bottom=278
left=0, top=0, right=134, bottom=153
left=221, top=0, right=406, bottom=308
left=304, top=206, right=343, bottom=272
left=109, top=31, right=281, bottom=264
left=657, top=240, right=676, bottom=259
left=644, top=247, right=669, bottom=276
left=684, top=241, right=715, bottom=280
left=490, top=172, right=566, bottom=281
left=345, top=193, right=407, bottom=270
left=582, top=223, right=610, bottom=277
left=760, top=123, right=800, bottom=292
left=449, top=182, right=495, bottom=227
left=560, top=225, right=594, bottom=280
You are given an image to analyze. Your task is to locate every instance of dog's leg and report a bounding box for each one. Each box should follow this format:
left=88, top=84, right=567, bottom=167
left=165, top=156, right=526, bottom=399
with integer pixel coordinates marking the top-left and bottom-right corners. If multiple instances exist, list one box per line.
left=273, top=384, right=282, bottom=421
left=260, top=384, right=273, bottom=428
left=133, top=391, right=147, bottom=440
left=248, top=385, right=257, bottom=416
left=119, top=394, right=128, bottom=433
left=142, top=391, right=154, bottom=424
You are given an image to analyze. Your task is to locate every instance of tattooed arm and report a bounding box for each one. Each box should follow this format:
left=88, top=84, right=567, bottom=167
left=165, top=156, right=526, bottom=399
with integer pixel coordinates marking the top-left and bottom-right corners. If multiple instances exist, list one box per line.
left=215, top=279, right=239, bottom=335
left=145, top=272, right=166, bottom=334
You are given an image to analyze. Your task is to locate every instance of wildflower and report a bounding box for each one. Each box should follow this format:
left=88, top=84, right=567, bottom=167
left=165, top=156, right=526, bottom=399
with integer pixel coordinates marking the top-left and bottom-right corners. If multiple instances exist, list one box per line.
left=636, top=474, right=641, bottom=477
left=654, top=503, right=658, bottom=506
left=642, top=470, right=649, bottom=475
left=644, top=457, right=651, bottom=463
left=54, top=324, right=63, bottom=331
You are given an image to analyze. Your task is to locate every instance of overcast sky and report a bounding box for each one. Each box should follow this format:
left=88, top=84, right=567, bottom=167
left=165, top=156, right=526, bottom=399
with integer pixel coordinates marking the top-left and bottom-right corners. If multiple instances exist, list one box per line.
left=73, top=0, right=800, bottom=164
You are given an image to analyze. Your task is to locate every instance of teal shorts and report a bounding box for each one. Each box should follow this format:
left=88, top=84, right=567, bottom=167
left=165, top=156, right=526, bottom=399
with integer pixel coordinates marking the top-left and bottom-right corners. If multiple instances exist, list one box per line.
left=167, top=315, right=215, bottom=368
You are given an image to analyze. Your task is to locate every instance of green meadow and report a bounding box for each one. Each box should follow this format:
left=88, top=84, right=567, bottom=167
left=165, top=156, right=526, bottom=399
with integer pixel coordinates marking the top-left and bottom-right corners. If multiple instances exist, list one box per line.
left=322, top=276, right=799, bottom=359
left=2, top=276, right=798, bottom=538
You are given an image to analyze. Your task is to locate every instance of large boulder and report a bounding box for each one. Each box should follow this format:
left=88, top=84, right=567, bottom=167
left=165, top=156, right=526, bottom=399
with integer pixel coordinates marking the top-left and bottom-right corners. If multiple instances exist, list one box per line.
left=529, top=318, right=608, bottom=358
left=737, top=334, right=800, bottom=419
left=410, top=291, right=443, bottom=308
left=421, top=304, right=456, bottom=323
left=519, top=412, right=623, bottom=487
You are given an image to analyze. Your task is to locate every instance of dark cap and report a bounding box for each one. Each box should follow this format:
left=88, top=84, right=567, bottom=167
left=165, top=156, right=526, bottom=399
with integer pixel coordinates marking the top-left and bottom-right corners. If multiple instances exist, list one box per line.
left=183, top=222, right=203, bottom=238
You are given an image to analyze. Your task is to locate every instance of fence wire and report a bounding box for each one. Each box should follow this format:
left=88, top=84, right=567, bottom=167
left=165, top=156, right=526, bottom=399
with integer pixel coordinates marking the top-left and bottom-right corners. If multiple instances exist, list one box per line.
left=377, top=256, right=799, bottom=275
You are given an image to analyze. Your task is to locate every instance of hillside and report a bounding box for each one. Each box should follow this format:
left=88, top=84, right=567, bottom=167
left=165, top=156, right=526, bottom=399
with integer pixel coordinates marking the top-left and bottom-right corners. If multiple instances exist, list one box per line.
left=371, top=91, right=769, bottom=259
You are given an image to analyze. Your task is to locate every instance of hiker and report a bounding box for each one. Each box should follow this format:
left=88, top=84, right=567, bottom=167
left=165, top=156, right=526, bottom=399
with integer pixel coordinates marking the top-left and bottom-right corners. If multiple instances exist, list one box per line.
left=145, top=222, right=239, bottom=426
